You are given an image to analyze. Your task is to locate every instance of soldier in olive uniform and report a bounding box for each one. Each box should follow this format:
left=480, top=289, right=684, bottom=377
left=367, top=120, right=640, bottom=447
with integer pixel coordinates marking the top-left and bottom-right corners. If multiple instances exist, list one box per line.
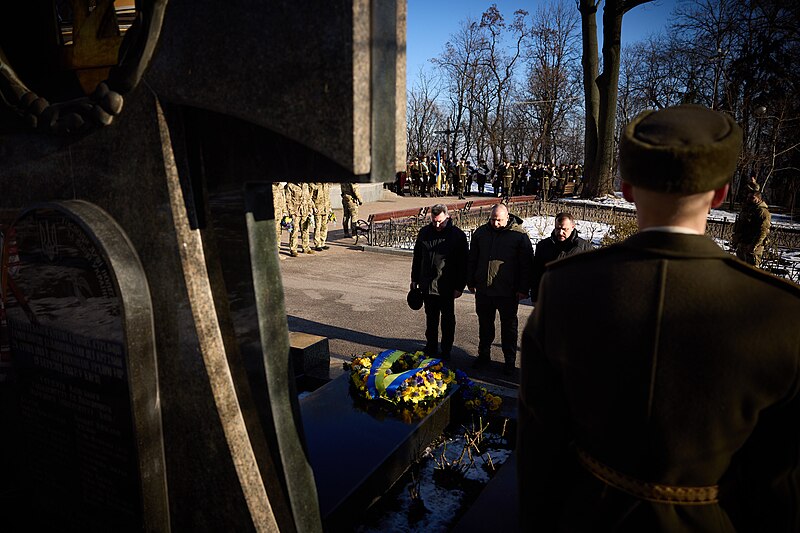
left=271, top=182, right=287, bottom=252
left=340, top=182, right=363, bottom=238
left=419, top=157, right=430, bottom=198
left=518, top=104, right=800, bottom=532
left=731, top=179, right=771, bottom=267
left=309, top=182, right=331, bottom=251
left=284, top=182, right=314, bottom=256
left=501, top=160, right=515, bottom=198
left=455, top=159, right=467, bottom=199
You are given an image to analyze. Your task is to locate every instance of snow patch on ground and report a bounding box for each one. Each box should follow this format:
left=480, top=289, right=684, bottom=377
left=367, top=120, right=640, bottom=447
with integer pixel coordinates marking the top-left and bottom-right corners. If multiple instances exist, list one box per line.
left=355, top=428, right=513, bottom=533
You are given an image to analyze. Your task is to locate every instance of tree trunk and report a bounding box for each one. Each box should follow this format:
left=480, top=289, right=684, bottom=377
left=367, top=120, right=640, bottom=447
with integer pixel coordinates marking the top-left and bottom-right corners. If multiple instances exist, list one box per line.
left=596, top=1, right=625, bottom=196
left=580, top=0, right=651, bottom=198
left=579, top=0, right=600, bottom=198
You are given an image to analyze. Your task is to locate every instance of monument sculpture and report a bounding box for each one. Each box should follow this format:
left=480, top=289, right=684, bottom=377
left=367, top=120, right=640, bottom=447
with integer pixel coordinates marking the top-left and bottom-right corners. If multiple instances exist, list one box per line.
left=0, top=1, right=406, bottom=531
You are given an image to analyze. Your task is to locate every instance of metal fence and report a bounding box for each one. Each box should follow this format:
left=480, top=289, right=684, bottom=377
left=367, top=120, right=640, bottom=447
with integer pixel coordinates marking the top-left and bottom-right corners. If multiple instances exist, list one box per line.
left=364, top=198, right=800, bottom=283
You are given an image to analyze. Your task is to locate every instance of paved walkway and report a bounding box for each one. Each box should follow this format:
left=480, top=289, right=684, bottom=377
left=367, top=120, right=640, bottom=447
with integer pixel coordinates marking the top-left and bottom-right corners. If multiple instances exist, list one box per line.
left=278, top=188, right=533, bottom=395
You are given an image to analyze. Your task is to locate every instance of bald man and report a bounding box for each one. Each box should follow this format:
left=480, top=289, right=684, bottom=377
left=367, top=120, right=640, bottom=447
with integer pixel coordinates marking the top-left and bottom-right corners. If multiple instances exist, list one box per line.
left=466, top=203, right=533, bottom=375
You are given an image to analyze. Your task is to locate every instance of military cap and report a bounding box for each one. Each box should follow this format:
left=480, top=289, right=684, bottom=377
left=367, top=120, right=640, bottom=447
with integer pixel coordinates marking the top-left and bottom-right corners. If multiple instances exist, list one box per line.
left=619, top=104, right=742, bottom=194
left=406, top=287, right=423, bottom=310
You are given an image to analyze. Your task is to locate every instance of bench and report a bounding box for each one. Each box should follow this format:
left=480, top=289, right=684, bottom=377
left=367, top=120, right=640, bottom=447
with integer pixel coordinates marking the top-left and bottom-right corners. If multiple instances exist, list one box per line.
left=353, top=214, right=375, bottom=245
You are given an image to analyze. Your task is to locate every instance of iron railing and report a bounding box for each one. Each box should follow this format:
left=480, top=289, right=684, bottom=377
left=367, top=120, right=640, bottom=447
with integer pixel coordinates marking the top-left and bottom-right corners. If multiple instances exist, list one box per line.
left=364, top=198, right=800, bottom=282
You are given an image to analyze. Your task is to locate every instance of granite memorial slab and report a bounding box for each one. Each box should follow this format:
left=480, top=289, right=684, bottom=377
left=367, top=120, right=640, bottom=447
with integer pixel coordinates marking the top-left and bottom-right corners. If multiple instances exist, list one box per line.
left=0, top=200, right=168, bottom=531
left=300, top=373, right=453, bottom=530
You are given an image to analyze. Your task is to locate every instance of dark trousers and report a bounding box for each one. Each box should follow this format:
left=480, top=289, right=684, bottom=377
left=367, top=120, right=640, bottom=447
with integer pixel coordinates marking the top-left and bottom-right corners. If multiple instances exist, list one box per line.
left=475, top=292, right=519, bottom=363
left=423, top=294, right=455, bottom=356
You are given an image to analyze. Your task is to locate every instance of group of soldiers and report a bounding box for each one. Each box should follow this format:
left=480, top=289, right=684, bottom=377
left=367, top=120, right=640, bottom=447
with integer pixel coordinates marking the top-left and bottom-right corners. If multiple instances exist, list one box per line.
left=402, top=156, right=583, bottom=201
left=272, top=182, right=363, bottom=257
left=405, top=156, right=470, bottom=199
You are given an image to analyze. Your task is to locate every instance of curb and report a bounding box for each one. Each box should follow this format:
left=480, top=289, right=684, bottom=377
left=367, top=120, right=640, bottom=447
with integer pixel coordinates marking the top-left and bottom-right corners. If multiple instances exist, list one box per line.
left=357, top=244, right=413, bottom=256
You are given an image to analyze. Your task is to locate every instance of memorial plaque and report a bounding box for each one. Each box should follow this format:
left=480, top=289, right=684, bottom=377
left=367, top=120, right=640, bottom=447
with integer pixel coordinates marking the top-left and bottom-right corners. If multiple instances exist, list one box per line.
left=0, top=201, right=168, bottom=531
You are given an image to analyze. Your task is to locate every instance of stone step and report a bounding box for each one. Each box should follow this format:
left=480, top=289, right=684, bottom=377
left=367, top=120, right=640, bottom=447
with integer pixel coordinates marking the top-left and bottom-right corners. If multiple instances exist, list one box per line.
left=300, top=373, right=452, bottom=530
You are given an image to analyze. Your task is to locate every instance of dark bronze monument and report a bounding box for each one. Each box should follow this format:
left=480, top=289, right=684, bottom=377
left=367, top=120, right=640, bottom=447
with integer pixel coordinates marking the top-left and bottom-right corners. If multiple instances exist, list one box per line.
left=0, top=1, right=406, bottom=531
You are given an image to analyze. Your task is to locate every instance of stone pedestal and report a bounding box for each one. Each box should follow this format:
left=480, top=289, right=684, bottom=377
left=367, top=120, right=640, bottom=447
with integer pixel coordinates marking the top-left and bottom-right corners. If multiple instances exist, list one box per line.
left=289, top=332, right=331, bottom=380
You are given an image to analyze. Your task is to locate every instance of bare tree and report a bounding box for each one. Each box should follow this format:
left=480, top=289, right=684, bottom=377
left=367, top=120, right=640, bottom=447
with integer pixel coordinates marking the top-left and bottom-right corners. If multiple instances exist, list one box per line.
left=433, top=17, right=487, bottom=162
left=406, top=69, right=446, bottom=158
left=479, top=5, right=529, bottom=164
left=672, top=0, right=738, bottom=110
left=524, top=0, right=581, bottom=165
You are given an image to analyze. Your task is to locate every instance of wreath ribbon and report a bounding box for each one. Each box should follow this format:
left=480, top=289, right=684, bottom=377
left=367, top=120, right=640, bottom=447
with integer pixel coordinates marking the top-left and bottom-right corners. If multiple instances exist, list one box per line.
left=366, top=349, right=440, bottom=400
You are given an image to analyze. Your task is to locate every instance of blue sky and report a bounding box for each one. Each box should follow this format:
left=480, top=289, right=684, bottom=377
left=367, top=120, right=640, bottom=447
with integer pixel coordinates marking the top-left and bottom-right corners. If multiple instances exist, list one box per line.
left=406, top=0, right=678, bottom=88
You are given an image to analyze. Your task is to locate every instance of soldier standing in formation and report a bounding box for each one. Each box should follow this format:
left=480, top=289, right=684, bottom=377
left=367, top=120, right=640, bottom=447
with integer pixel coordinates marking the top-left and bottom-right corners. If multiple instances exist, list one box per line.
left=501, top=159, right=515, bottom=198
left=408, top=158, right=422, bottom=197
left=476, top=159, right=490, bottom=195
left=271, top=182, right=287, bottom=252
left=732, top=178, right=771, bottom=267
left=340, top=182, right=363, bottom=238
left=540, top=165, right=550, bottom=200
left=285, top=182, right=314, bottom=256
left=309, top=182, right=331, bottom=251
left=518, top=104, right=800, bottom=532
left=419, top=157, right=431, bottom=197
left=456, top=158, right=468, bottom=199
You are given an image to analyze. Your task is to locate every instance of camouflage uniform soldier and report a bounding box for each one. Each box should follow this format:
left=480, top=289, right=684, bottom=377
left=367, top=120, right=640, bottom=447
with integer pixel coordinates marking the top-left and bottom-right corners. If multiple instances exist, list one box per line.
left=456, top=159, right=467, bottom=199
left=285, top=182, right=314, bottom=256
left=732, top=180, right=771, bottom=267
left=340, top=182, right=363, bottom=238
left=540, top=167, right=550, bottom=200
left=501, top=160, right=515, bottom=198
left=309, top=182, right=331, bottom=251
left=418, top=157, right=430, bottom=197
left=272, top=182, right=287, bottom=251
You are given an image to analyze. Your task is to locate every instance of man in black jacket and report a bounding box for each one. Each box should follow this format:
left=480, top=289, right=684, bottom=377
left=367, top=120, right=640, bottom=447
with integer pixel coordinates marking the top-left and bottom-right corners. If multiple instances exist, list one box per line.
left=530, top=212, right=593, bottom=302
left=467, top=203, right=534, bottom=374
left=411, top=204, right=468, bottom=359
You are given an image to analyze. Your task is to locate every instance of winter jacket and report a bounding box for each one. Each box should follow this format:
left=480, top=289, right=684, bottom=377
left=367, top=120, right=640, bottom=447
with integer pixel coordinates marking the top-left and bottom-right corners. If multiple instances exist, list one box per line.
left=411, top=219, right=468, bottom=297
left=531, top=229, right=594, bottom=301
left=467, top=213, right=533, bottom=297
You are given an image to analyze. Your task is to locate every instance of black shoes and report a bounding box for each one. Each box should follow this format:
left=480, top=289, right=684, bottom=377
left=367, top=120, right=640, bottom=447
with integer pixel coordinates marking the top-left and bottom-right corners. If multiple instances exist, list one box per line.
left=503, top=362, right=515, bottom=376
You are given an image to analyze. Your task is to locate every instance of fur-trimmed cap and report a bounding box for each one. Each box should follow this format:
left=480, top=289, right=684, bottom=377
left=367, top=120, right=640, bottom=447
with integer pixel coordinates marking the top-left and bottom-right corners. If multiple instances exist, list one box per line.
left=619, top=104, right=742, bottom=194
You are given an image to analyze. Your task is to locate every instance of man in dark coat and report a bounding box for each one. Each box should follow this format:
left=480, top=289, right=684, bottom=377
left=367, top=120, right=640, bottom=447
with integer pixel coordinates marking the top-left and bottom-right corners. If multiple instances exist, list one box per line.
left=530, top=212, right=593, bottom=302
left=467, top=203, right=533, bottom=374
left=411, top=204, right=468, bottom=360
left=517, top=104, right=800, bottom=532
